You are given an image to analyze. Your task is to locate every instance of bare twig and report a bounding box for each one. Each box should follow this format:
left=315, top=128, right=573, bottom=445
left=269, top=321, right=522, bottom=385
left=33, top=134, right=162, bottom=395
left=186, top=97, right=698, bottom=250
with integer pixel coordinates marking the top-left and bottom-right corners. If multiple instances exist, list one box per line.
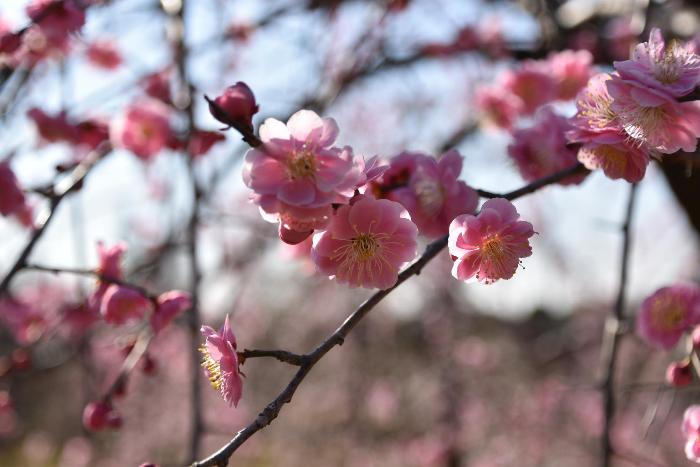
left=239, top=349, right=306, bottom=367
left=191, top=163, right=581, bottom=467
left=0, top=145, right=110, bottom=296
left=599, top=183, right=638, bottom=467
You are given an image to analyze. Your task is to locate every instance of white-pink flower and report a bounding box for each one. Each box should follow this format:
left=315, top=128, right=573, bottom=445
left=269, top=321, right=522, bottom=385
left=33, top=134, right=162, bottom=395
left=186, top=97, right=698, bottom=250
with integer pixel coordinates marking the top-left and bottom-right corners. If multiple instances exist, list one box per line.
left=200, top=315, right=243, bottom=407
left=311, top=195, right=418, bottom=290
left=547, top=50, right=595, bottom=101
left=683, top=405, right=700, bottom=463
left=243, top=110, right=363, bottom=240
left=615, top=28, right=700, bottom=98
left=448, top=198, right=535, bottom=284
left=607, top=75, right=700, bottom=154
left=110, top=99, right=172, bottom=161
left=567, top=73, right=650, bottom=182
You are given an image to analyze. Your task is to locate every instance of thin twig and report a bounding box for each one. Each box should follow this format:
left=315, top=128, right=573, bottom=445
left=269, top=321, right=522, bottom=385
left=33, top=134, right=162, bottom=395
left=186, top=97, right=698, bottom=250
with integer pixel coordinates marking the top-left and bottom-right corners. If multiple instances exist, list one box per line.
left=0, top=144, right=110, bottom=296
left=599, top=183, right=638, bottom=467
left=191, top=163, right=581, bottom=467
left=239, top=349, right=306, bottom=367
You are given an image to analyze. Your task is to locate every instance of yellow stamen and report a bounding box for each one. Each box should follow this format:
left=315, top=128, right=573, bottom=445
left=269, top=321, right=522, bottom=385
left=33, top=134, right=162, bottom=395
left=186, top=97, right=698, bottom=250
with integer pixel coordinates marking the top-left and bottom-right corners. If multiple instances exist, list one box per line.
left=287, top=148, right=317, bottom=180
left=200, top=346, right=223, bottom=391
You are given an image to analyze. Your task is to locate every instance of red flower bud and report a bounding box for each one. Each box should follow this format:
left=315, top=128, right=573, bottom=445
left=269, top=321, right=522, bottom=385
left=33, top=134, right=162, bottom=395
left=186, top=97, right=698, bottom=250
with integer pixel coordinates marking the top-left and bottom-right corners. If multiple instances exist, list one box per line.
left=666, top=360, right=693, bottom=387
left=82, top=401, right=122, bottom=431
left=205, top=82, right=258, bottom=131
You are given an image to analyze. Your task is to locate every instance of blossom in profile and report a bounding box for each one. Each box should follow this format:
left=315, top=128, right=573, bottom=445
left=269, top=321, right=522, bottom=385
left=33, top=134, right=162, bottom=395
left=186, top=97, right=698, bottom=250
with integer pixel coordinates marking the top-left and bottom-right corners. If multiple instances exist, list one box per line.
left=82, top=401, right=121, bottom=432
left=508, top=108, right=585, bottom=185
left=312, top=195, right=418, bottom=289
left=636, top=283, right=700, bottom=349
left=205, top=82, right=258, bottom=131
left=150, top=290, right=192, bottom=334
left=607, top=75, right=700, bottom=154
left=0, top=162, right=32, bottom=225
left=243, top=110, right=363, bottom=241
left=110, top=99, right=172, bottom=161
left=567, top=73, right=650, bottom=182
left=474, top=85, right=523, bottom=130
left=85, top=39, right=122, bottom=70
left=547, top=50, right=595, bottom=100
left=372, top=150, right=478, bottom=238
left=614, top=28, right=700, bottom=98
left=100, top=285, right=152, bottom=326
left=683, top=405, right=700, bottom=463
left=200, top=315, right=243, bottom=407
left=501, top=63, right=557, bottom=115
left=448, top=198, right=535, bottom=284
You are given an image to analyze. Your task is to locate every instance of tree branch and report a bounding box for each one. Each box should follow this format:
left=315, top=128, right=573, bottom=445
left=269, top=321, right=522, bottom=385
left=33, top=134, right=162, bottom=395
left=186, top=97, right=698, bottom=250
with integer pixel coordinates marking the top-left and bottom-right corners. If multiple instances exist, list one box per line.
left=599, top=182, right=638, bottom=467
left=0, top=144, right=110, bottom=297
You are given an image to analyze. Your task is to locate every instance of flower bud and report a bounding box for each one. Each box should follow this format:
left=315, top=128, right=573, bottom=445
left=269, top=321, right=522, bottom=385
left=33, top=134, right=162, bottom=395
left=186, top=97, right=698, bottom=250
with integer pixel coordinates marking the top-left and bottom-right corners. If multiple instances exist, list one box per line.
left=667, top=360, right=693, bottom=387
left=82, top=401, right=122, bottom=432
left=205, top=82, right=258, bottom=131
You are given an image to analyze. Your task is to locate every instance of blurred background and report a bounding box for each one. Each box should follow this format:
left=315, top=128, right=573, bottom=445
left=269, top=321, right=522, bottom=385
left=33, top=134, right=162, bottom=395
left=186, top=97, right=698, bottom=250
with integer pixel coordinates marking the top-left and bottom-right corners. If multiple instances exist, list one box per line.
left=1, top=0, right=700, bottom=465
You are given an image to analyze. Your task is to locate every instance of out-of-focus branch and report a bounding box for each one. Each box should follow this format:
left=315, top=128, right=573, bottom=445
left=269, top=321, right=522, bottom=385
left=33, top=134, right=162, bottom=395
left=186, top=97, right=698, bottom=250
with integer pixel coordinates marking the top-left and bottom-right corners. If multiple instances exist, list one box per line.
left=599, top=182, right=638, bottom=467
left=0, top=144, right=110, bottom=297
left=191, top=163, right=582, bottom=467
left=477, top=163, right=588, bottom=200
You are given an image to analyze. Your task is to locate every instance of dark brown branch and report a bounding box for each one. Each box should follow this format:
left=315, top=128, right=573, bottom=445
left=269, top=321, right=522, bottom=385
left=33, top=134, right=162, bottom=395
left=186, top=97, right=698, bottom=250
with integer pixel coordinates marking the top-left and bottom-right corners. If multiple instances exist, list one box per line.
left=191, top=163, right=580, bottom=467
left=0, top=145, right=109, bottom=297
left=239, top=349, right=306, bottom=367
left=599, top=182, right=638, bottom=467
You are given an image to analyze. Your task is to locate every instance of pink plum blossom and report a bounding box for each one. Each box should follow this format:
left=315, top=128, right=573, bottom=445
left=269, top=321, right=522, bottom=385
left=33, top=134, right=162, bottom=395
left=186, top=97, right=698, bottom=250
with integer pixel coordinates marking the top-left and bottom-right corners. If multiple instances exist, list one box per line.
left=142, top=69, right=172, bottom=105
left=474, top=85, right=523, bottom=130
left=567, top=73, right=650, bottom=182
left=508, top=109, right=585, bottom=185
left=150, top=290, right=192, bottom=334
left=188, top=130, right=226, bottom=158
left=501, top=63, right=557, bottom=115
left=636, top=283, right=700, bottom=349
left=0, top=162, right=32, bottom=224
left=100, top=285, right=152, bottom=326
left=0, top=297, right=46, bottom=345
left=607, top=75, right=700, bottom=154
left=26, top=0, right=85, bottom=42
left=200, top=315, right=243, bottom=407
left=448, top=198, right=535, bottom=284
left=311, top=195, right=418, bottom=290
left=85, top=39, right=122, bottom=70
left=547, top=50, right=595, bottom=100
left=684, top=405, right=700, bottom=463
left=27, top=108, right=78, bottom=144
left=205, top=82, right=258, bottom=131
left=614, top=28, right=700, bottom=98
left=666, top=360, right=693, bottom=387
left=372, top=150, right=478, bottom=238
left=243, top=110, right=364, bottom=240
left=82, top=401, right=121, bottom=431
left=110, top=99, right=172, bottom=161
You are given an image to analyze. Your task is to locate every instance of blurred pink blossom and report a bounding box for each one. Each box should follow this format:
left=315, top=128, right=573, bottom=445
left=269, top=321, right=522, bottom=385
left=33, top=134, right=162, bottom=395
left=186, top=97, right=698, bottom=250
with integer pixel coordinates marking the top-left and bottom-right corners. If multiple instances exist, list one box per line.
left=150, top=290, right=192, bottom=334
left=110, top=99, right=172, bottom=161
left=100, top=285, right=152, bottom=326
left=636, top=283, right=700, bottom=349
left=82, top=401, right=122, bottom=431
left=547, top=49, right=595, bottom=100
left=85, top=39, right=122, bottom=70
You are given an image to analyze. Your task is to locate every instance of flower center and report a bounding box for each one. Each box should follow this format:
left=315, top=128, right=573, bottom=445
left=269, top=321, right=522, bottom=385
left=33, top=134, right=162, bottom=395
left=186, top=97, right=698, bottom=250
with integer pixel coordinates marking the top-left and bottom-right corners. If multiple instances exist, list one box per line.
left=414, top=177, right=444, bottom=216
left=482, top=235, right=506, bottom=262
left=287, top=150, right=317, bottom=180
left=653, top=42, right=682, bottom=84
left=200, top=346, right=224, bottom=391
left=579, top=94, right=616, bottom=129
left=624, top=106, right=667, bottom=141
left=352, top=233, right=379, bottom=261
left=651, top=297, right=686, bottom=331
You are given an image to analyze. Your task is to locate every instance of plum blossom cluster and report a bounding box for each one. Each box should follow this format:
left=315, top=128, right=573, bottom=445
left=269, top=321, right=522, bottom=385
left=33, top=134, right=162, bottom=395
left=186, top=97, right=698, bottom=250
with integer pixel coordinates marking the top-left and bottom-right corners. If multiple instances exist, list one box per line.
left=567, top=28, right=700, bottom=182
left=475, top=49, right=595, bottom=130
left=0, top=0, right=86, bottom=67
